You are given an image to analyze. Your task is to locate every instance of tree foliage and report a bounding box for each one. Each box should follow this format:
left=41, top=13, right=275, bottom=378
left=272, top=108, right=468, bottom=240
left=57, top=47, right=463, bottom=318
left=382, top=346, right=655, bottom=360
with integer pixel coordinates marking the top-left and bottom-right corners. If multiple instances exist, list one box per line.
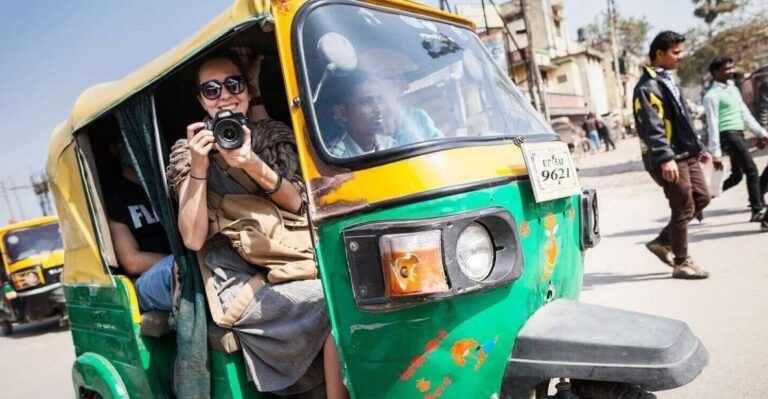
left=584, top=14, right=651, bottom=58
left=677, top=15, right=768, bottom=87
left=692, top=0, right=739, bottom=25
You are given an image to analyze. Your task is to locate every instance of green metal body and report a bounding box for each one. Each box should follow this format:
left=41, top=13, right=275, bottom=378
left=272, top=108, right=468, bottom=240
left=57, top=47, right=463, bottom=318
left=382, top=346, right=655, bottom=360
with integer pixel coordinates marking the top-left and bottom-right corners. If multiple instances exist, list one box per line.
left=65, top=272, right=277, bottom=398
left=316, top=182, right=584, bottom=398
left=64, top=180, right=584, bottom=398
left=65, top=278, right=174, bottom=398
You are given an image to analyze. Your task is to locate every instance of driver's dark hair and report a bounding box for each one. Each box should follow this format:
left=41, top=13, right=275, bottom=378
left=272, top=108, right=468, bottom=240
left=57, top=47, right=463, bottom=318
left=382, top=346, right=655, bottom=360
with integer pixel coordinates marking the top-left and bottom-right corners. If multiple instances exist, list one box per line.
left=193, top=49, right=254, bottom=95
left=331, top=71, right=381, bottom=107
left=648, top=31, right=685, bottom=61
left=709, top=56, right=734, bottom=74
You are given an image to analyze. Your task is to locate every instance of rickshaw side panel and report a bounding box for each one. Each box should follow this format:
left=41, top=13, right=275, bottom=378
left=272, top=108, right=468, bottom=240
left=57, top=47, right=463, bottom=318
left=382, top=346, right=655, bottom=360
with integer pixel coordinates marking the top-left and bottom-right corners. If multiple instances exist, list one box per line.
left=314, top=181, right=583, bottom=398
left=210, top=351, right=263, bottom=399
left=65, top=277, right=174, bottom=398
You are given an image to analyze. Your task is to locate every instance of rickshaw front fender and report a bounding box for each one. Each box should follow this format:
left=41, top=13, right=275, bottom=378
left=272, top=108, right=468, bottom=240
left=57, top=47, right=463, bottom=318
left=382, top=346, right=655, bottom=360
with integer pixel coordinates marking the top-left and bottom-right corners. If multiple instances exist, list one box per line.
left=72, top=352, right=129, bottom=399
left=501, top=299, right=708, bottom=398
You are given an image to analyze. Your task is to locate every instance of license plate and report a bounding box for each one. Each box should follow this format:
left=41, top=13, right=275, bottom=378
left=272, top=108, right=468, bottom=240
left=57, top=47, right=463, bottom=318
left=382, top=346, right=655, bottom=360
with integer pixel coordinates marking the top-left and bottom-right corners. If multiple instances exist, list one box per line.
left=521, top=141, right=580, bottom=202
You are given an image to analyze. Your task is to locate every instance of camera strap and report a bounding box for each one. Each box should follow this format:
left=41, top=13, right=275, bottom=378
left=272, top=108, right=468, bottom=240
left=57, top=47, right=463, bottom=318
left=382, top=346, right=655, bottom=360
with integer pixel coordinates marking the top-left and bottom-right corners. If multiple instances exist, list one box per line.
left=210, top=153, right=262, bottom=195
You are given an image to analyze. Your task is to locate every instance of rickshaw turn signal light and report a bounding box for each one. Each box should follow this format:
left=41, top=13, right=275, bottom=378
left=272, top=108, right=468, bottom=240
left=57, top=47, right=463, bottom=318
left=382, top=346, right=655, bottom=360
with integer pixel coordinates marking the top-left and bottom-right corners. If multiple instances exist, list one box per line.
left=379, top=230, right=449, bottom=296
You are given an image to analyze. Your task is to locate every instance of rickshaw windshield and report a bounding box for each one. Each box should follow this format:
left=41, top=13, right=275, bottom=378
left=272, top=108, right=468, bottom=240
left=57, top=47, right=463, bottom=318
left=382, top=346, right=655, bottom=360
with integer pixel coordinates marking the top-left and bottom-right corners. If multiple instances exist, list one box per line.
left=2, top=223, right=63, bottom=264
left=299, top=3, right=553, bottom=162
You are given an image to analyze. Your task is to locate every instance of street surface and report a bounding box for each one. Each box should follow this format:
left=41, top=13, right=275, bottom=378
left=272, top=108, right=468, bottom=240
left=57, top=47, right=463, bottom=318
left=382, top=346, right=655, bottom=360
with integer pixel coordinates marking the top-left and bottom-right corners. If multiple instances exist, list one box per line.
left=1, top=136, right=767, bottom=397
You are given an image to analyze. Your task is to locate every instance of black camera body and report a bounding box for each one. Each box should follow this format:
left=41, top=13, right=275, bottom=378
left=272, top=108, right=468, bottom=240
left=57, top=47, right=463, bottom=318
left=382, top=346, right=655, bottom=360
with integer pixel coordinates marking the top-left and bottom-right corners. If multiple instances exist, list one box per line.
left=198, top=110, right=249, bottom=149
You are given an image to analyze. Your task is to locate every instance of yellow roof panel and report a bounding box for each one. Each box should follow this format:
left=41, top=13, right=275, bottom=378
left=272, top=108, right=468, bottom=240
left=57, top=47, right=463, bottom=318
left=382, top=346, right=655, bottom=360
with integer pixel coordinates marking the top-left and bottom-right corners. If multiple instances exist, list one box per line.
left=69, top=0, right=269, bottom=131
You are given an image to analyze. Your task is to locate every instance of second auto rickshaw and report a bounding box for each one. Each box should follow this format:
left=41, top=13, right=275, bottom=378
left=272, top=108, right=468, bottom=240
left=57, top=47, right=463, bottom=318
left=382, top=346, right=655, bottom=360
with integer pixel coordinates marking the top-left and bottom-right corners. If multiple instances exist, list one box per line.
left=0, top=216, right=67, bottom=335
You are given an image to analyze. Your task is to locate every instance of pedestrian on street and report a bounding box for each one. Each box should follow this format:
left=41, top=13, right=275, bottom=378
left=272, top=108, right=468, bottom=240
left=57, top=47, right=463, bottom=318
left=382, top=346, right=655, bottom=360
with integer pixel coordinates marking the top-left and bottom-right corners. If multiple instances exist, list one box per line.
left=596, top=115, right=617, bottom=151
left=703, top=56, right=768, bottom=222
left=633, top=31, right=710, bottom=279
left=581, top=113, right=601, bottom=153
left=754, top=76, right=768, bottom=231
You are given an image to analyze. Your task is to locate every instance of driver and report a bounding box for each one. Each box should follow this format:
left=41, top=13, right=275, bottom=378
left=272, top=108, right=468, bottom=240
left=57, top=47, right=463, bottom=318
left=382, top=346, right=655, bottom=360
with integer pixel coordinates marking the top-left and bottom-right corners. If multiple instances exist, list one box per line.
left=327, top=72, right=397, bottom=157
left=359, top=49, right=444, bottom=145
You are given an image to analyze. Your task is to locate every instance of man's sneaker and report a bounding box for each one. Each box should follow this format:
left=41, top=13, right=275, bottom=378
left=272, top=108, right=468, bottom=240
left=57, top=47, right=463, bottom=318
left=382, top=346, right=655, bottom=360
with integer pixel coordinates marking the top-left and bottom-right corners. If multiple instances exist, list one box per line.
left=645, top=238, right=674, bottom=267
left=672, top=258, right=709, bottom=280
left=761, top=216, right=768, bottom=232
left=750, top=209, right=765, bottom=223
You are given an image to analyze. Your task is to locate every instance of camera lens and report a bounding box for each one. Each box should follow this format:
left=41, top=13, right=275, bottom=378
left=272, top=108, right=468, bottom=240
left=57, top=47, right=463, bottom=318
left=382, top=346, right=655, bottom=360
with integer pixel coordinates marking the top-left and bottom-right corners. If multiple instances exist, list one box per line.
left=214, top=119, right=244, bottom=149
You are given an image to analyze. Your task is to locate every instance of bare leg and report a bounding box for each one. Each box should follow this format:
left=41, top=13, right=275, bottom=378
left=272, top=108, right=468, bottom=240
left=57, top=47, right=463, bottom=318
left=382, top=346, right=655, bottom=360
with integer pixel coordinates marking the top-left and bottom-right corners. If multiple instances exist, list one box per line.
left=324, top=334, right=348, bottom=399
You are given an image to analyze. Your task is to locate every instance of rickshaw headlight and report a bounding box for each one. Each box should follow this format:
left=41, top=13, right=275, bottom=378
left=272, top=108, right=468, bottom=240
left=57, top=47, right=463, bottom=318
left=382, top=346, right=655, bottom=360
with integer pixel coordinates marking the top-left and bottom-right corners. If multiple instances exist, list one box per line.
left=456, top=223, right=494, bottom=281
left=24, top=272, right=40, bottom=286
left=11, top=267, right=42, bottom=289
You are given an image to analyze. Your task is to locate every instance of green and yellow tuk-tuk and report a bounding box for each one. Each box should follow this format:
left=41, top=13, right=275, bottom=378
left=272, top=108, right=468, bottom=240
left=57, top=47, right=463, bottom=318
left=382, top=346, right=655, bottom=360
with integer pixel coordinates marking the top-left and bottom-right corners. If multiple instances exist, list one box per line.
left=0, top=216, right=67, bottom=335
left=47, top=0, right=707, bottom=397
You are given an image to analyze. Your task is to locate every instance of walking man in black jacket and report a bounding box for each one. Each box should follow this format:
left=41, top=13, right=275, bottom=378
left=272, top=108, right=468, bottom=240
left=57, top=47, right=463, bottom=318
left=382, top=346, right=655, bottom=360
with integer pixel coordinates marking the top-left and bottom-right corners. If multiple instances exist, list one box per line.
left=633, top=31, right=710, bottom=279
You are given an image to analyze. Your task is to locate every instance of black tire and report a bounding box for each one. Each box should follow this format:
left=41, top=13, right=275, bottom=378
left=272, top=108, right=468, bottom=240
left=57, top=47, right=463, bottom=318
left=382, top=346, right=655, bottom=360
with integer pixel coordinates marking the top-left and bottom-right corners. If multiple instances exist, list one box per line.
left=0, top=320, right=12, bottom=335
left=571, top=380, right=656, bottom=399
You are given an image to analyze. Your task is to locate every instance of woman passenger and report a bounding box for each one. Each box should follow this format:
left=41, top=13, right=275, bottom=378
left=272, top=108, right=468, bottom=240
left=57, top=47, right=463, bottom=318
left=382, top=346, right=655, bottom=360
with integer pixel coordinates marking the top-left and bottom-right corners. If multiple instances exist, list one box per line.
left=166, top=50, right=346, bottom=398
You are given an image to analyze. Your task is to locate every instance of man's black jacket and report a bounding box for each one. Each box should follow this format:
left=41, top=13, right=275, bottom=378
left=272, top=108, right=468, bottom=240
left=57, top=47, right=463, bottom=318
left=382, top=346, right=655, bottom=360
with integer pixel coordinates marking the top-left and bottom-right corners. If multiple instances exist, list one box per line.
left=632, top=66, right=704, bottom=171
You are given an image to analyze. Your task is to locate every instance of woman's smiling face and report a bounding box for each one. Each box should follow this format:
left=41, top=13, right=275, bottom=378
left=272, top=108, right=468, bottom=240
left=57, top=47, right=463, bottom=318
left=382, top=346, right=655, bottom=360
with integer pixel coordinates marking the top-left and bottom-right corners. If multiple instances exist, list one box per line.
left=197, top=57, right=250, bottom=118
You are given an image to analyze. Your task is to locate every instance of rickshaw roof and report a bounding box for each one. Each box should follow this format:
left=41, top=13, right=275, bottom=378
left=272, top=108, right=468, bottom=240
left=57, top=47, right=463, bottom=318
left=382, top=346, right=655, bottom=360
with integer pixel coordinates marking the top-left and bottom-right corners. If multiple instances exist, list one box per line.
left=0, top=216, right=59, bottom=235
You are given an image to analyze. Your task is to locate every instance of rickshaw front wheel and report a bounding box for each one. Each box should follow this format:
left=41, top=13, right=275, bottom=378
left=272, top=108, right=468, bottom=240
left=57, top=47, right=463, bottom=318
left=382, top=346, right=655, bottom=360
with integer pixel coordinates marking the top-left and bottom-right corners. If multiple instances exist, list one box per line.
left=569, top=380, right=656, bottom=399
left=1, top=320, right=12, bottom=335
left=533, top=379, right=656, bottom=399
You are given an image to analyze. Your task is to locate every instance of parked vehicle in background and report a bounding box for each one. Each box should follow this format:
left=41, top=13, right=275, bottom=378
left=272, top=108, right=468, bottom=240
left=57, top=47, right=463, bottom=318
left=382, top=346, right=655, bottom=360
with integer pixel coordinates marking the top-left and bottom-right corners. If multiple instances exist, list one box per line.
left=0, top=216, right=67, bottom=335
left=551, top=117, right=586, bottom=157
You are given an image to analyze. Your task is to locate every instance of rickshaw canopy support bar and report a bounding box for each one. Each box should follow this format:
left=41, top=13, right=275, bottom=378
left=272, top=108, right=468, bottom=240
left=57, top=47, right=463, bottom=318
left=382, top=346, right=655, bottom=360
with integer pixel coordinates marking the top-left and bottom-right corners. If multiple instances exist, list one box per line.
left=501, top=299, right=708, bottom=397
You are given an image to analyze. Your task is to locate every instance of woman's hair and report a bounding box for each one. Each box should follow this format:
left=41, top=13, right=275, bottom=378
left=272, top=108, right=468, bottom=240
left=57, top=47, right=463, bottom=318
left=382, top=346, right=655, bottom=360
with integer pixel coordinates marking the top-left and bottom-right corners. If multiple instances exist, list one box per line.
left=193, top=49, right=255, bottom=95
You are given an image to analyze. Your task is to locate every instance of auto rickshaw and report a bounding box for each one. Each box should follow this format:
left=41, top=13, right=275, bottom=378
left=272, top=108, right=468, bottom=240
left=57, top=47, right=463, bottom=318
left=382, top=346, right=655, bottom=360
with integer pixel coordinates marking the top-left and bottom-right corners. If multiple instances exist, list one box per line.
left=0, top=216, right=67, bottom=335
left=47, top=0, right=707, bottom=397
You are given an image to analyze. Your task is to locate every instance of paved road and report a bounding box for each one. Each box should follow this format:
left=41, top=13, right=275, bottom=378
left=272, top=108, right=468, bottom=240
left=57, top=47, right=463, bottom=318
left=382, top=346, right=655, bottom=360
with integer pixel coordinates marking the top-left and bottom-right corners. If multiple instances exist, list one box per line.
left=578, top=136, right=768, bottom=398
left=1, top=136, right=766, bottom=398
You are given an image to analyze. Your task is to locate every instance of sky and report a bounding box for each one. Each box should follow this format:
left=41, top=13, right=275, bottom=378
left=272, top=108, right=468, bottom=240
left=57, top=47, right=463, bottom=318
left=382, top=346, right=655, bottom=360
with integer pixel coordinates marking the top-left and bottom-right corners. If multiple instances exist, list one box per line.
left=0, top=0, right=701, bottom=225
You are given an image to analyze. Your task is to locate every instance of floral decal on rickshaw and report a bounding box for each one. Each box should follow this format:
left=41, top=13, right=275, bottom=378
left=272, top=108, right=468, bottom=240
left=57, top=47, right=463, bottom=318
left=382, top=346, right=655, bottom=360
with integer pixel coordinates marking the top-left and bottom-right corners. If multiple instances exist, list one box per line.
left=449, top=336, right=499, bottom=371
left=541, top=212, right=560, bottom=282
left=519, top=220, right=531, bottom=238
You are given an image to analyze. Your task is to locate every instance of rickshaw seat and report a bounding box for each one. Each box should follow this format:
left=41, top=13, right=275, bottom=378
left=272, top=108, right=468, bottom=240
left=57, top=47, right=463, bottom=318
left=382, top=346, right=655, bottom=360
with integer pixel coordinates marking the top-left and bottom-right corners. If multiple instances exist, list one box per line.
left=140, top=311, right=173, bottom=337
left=208, top=324, right=241, bottom=353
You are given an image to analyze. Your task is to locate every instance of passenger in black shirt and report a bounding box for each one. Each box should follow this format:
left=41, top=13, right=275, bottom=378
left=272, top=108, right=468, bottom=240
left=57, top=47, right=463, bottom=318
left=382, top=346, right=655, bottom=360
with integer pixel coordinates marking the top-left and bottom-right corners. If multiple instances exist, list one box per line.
left=106, top=151, right=173, bottom=312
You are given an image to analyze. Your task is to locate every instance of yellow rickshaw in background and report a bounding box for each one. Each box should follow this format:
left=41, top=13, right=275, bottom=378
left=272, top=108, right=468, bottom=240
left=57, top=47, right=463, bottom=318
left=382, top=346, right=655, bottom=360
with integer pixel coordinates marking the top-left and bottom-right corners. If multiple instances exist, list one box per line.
left=0, top=216, right=67, bottom=335
left=47, top=0, right=708, bottom=397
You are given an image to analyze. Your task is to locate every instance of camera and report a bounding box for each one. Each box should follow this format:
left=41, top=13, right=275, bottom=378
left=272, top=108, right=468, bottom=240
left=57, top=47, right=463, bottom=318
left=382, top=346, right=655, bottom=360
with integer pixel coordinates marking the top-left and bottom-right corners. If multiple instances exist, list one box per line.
left=197, top=110, right=249, bottom=149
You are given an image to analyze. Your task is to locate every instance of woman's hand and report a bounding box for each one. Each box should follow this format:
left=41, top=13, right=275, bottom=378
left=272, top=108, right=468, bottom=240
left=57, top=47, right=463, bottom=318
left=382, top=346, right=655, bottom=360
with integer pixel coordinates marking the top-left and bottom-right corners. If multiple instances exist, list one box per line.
left=187, top=122, right=214, bottom=178
left=217, top=125, right=266, bottom=170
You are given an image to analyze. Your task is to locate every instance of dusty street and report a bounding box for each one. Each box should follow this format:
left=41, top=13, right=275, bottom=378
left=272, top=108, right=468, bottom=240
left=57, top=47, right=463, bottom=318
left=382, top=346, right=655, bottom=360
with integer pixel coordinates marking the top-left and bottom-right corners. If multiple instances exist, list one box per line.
left=578, top=136, right=768, bottom=398
left=1, top=136, right=766, bottom=398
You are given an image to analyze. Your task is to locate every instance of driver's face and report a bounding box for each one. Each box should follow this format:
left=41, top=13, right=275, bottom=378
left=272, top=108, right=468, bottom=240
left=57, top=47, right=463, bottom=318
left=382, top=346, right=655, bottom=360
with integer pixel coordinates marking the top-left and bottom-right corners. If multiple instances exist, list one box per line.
left=344, top=79, right=386, bottom=144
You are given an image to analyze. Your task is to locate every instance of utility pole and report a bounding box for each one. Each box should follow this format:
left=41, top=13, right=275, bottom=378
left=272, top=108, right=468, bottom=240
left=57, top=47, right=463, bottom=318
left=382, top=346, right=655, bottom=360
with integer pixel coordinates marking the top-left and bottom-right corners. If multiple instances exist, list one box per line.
left=31, top=173, right=53, bottom=217
left=520, top=0, right=550, bottom=121
left=487, top=0, right=533, bottom=96
left=0, top=182, right=16, bottom=224
left=607, top=0, right=624, bottom=114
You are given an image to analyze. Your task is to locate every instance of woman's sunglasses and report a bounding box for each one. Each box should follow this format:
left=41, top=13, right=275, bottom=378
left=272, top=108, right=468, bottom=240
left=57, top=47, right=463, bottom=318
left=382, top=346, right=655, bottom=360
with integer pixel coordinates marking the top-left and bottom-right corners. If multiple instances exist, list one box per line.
left=199, top=75, right=247, bottom=100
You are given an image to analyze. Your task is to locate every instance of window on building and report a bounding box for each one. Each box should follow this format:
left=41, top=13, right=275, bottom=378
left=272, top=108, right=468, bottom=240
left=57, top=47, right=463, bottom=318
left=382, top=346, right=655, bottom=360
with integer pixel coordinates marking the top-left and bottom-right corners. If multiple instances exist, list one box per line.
left=557, top=75, right=567, bottom=84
